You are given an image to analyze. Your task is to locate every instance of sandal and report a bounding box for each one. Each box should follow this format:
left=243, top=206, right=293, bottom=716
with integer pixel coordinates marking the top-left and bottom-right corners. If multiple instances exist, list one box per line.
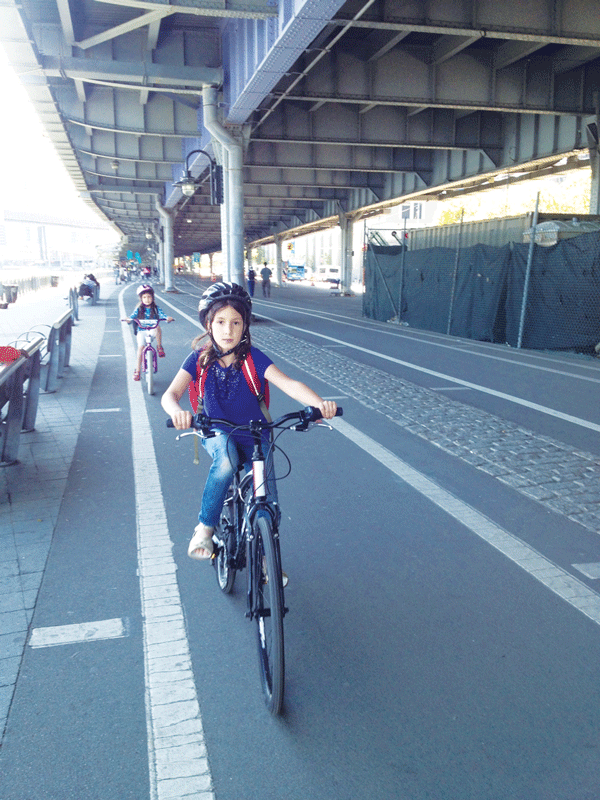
left=188, top=525, right=214, bottom=560
left=133, top=369, right=140, bottom=381
left=157, top=346, right=165, bottom=358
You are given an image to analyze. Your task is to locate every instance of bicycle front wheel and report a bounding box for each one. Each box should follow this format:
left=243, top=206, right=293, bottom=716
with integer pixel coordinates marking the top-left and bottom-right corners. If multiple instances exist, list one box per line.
left=144, top=349, right=154, bottom=395
left=252, top=515, right=285, bottom=715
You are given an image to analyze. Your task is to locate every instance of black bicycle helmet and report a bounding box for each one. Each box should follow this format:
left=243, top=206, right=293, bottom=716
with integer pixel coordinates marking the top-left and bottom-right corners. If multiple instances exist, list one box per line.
left=198, top=282, right=252, bottom=329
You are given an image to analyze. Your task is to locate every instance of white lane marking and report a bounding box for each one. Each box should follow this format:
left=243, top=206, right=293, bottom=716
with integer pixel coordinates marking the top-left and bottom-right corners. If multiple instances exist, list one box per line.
left=251, top=312, right=600, bottom=434
left=85, top=408, right=121, bottom=413
left=30, top=618, right=127, bottom=648
left=331, top=417, right=600, bottom=626
left=119, top=288, right=214, bottom=800
left=429, top=386, right=471, bottom=391
left=573, top=563, right=600, bottom=579
left=173, top=282, right=600, bottom=381
left=158, top=290, right=600, bottom=434
left=251, top=298, right=600, bottom=382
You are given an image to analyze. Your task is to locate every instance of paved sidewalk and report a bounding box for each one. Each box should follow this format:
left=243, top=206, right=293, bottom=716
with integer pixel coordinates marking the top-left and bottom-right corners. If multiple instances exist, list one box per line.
left=0, top=277, right=117, bottom=737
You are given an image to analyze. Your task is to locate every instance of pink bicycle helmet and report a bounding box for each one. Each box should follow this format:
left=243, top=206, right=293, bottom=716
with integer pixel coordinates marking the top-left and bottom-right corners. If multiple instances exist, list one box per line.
left=137, top=284, right=154, bottom=297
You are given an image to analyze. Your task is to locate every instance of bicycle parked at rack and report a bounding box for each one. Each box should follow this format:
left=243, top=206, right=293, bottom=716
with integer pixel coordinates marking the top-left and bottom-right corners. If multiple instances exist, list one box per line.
left=168, top=404, right=343, bottom=714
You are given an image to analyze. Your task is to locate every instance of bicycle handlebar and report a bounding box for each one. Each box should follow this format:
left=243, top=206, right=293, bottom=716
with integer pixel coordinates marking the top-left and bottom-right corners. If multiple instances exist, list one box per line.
left=166, top=405, right=343, bottom=432
left=120, top=319, right=174, bottom=327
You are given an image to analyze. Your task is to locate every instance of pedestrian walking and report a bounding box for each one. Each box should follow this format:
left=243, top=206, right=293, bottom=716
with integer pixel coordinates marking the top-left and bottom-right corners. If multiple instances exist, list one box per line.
left=260, top=263, right=272, bottom=298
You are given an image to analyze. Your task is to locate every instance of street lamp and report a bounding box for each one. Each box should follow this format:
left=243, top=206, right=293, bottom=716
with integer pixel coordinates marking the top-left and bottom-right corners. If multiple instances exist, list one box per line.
left=172, top=148, right=223, bottom=204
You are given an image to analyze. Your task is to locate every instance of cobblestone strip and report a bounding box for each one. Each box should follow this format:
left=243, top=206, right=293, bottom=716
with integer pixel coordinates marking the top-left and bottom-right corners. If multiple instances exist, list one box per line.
left=252, top=327, right=600, bottom=536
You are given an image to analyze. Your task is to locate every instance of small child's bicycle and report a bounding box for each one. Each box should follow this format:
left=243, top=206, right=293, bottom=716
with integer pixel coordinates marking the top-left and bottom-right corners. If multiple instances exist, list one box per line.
left=167, top=404, right=343, bottom=715
left=122, top=318, right=172, bottom=395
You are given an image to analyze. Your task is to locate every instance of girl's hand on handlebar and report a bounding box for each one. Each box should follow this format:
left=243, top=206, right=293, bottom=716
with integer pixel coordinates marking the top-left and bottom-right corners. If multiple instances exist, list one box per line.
left=166, top=317, right=175, bottom=323
left=317, top=400, right=338, bottom=420
left=171, top=409, right=193, bottom=430
left=121, top=318, right=133, bottom=323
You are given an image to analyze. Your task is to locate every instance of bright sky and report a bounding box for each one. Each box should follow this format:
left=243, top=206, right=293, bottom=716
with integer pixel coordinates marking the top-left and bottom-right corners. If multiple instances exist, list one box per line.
left=0, top=45, right=105, bottom=223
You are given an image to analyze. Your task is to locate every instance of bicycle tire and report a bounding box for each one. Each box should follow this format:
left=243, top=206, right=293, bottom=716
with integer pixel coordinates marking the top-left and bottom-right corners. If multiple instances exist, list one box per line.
left=144, top=349, right=154, bottom=395
left=252, top=515, right=285, bottom=715
left=214, top=490, right=236, bottom=593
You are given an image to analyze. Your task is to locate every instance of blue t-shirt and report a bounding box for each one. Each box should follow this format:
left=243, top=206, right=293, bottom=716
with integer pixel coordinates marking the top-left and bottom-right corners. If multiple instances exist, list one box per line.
left=181, top=346, right=273, bottom=428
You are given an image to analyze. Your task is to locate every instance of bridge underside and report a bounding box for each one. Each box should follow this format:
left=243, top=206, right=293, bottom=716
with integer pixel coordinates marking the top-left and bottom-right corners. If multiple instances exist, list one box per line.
left=1, top=0, right=599, bottom=257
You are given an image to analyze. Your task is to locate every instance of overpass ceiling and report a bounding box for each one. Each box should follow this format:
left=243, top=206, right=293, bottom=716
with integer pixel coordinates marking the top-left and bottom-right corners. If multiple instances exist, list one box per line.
left=1, top=0, right=598, bottom=257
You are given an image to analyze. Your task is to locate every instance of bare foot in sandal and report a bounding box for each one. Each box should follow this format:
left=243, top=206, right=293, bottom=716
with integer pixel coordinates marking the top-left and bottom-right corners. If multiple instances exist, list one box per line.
left=188, top=524, right=214, bottom=560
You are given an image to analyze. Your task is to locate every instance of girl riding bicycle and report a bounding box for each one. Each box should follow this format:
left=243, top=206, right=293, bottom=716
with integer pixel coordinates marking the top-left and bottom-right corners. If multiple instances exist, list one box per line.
left=124, top=285, right=174, bottom=381
left=161, top=282, right=337, bottom=561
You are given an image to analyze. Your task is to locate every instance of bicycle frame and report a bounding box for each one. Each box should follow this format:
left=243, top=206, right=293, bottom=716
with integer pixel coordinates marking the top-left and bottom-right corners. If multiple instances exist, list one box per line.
left=138, top=322, right=159, bottom=375
left=168, top=405, right=343, bottom=714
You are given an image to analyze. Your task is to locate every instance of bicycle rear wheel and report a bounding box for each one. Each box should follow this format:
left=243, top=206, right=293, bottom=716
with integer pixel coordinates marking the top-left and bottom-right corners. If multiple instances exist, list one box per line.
left=144, top=349, right=154, bottom=395
left=252, top=515, right=285, bottom=715
left=213, top=489, right=236, bottom=593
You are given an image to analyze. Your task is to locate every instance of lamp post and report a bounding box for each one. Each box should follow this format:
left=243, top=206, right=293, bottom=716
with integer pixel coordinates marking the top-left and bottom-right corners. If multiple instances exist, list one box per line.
left=172, top=148, right=223, bottom=204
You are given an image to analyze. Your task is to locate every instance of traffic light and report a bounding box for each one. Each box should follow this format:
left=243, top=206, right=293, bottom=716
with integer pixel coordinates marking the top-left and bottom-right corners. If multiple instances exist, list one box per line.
left=210, top=164, right=223, bottom=205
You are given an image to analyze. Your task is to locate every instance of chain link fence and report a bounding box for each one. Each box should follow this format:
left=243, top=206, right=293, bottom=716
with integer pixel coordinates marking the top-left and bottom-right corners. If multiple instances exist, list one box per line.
left=363, top=219, right=600, bottom=353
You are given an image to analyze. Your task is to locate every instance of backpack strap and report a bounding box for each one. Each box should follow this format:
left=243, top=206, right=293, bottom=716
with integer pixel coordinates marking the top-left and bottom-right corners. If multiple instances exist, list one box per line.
left=241, top=354, right=271, bottom=422
left=188, top=351, right=270, bottom=421
left=187, top=352, right=206, bottom=414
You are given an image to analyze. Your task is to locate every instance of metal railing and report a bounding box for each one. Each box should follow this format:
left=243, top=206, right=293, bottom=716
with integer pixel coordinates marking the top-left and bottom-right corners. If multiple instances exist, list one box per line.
left=1, top=306, right=75, bottom=465
left=0, top=336, right=44, bottom=466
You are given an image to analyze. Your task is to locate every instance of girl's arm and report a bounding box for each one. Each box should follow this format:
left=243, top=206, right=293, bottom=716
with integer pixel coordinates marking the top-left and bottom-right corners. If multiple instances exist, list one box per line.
left=161, top=368, right=194, bottom=429
left=156, top=306, right=174, bottom=323
left=264, top=364, right=337, bottom=419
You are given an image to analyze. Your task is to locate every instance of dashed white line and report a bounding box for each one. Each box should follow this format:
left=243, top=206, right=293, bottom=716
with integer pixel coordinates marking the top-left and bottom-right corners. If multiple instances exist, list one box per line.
left=119, top=288, right=214, bottom=800
left=29, top=618, right=127, bottom=648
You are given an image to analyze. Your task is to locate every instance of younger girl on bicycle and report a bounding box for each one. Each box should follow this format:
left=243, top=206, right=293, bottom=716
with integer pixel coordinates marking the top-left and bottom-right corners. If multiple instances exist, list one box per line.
left=124, top=285, right=174, bottom=381
left=161, top=282, right=337, bottom=560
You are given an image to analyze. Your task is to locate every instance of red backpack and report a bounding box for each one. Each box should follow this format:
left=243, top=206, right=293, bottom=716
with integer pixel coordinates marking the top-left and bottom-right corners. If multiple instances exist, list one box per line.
left=188, top=351, right=271, bottom=420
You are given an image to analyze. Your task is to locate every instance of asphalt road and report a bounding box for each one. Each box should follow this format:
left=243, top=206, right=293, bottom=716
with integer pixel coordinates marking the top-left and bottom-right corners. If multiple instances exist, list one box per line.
left=2, top=277, right=600, bottom=800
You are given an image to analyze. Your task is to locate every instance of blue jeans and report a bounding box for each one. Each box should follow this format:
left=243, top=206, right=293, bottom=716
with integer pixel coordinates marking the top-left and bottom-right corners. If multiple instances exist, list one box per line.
left=199, top=433, right=278, bottom=527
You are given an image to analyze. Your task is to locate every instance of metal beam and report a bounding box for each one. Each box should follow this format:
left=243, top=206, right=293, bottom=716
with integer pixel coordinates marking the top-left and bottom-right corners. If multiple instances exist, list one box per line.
left=74, top=10, right=176, bottom=50
left=40, top=56, right=222, bottom=90
left=95, top=0, right=278, bottom=21
left=331, top=18, right=600, bottom=49
left=55, top=0, right=76, bottom=45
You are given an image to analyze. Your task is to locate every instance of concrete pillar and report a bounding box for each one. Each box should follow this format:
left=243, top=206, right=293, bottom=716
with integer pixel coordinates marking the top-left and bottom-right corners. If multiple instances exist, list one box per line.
left=220, top=149, right=229, bottom=281
left=588, top=98, right=600, bottom=214
left=338, top=209, right=352, bottom=294
left=589, top=145, right=600, bottom=215
left=155, top=199, right=174, bottom=290
left=274, top=236, right=283, bottom=284
left=203, top=85, right=244, bottom=286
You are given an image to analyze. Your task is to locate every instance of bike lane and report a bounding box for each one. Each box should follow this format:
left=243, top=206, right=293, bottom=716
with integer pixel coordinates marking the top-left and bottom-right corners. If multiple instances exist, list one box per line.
left=153, top=285, right=600, bottom=800
left=3, top=279, right=600, bottom=800
left=0, top=287, right=153, bottom=798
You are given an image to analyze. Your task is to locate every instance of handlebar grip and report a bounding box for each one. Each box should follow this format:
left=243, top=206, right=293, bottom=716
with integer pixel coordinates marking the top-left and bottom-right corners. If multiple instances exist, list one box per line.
left=305, top=405, right=343, bottom=421
left=166, top=419, right=174, bottom=428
